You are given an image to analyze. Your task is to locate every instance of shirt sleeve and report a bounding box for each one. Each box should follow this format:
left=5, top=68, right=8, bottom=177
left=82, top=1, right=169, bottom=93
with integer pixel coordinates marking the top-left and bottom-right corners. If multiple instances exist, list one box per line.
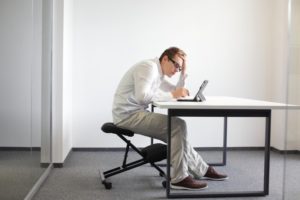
left=153, top=73, right=188, bottom=101
left=159, top=73, right=188, bottom=92
left=133, top=63, right=157, bottom=105
left=133, top=62, right=188, bottom=103
left=152, top=89, right=174, bottom=102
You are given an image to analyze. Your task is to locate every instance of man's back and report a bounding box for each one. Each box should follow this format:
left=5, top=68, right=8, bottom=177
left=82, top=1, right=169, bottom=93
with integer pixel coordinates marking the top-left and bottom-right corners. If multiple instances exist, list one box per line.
left=112, top=58, right=160, bottom=124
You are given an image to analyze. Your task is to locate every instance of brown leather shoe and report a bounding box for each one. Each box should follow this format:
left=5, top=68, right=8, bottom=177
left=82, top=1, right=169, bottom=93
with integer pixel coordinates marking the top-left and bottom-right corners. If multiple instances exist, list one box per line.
left=171, top=176, right=208, bottom=190
left=203, top=166, right=228, bottom=181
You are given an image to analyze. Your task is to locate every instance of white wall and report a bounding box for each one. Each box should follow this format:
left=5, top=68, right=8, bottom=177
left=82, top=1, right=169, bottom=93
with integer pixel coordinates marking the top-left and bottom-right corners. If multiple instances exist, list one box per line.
left=32, top=0, right=43, bottom=147
left=41, top=0, right=53, bottom=163
left=271, top=0, right=300, bottom=151
left=269, top=0, right=289, bottom=150
left=63, top=0, right=74, bottom=159
left=71, top=0, right=286, bottom=148
left=0, top=0, right=42, bottom=147
left=287, top=0, right=300, bottom=150
left=1, top=0, right=297, bottom=155
left=51, top=0, right=74, bottom=163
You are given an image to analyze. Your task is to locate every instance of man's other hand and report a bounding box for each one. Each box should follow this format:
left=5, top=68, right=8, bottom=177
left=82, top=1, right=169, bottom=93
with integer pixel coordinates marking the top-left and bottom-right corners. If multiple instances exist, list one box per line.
left=172, top=87, right=190, bottom=98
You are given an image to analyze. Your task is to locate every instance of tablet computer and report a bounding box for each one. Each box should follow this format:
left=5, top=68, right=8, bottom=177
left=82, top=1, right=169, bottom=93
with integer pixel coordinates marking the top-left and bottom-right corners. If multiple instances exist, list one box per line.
left=177, top=80, right=208, bottom=102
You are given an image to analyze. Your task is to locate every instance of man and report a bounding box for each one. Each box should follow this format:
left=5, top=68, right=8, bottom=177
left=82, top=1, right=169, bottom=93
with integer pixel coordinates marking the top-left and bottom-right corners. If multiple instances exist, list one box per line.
left=112, top=47, right=227, bottom=190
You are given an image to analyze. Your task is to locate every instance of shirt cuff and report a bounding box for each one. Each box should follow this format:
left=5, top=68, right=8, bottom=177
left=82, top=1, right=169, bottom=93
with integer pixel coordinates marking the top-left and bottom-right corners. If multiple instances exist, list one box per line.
left=153, top=91, right=174, bottom=102
left=177, top=73, right=188, bottom=87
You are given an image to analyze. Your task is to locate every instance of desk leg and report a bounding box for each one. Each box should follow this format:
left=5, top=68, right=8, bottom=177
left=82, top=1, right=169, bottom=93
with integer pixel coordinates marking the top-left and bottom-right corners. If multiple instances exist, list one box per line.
left=209, top=117, right=227, bottom=166
left=166, top=111, right=171, bottom=197
left=222, top=116, right=228, bottom=166
left=264, top=111, right=271, bottom=195
left=164, top=109, right=270, bottom=198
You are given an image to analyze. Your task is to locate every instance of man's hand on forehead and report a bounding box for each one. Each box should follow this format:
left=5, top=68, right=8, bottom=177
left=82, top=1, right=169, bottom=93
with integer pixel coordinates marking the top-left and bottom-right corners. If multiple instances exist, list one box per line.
left=177, top=53, right=186, bottom=61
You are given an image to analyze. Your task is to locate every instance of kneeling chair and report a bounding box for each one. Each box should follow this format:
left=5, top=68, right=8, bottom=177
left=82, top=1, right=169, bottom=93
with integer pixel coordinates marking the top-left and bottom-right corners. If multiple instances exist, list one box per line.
left=99, top=122, right=167, bottom=189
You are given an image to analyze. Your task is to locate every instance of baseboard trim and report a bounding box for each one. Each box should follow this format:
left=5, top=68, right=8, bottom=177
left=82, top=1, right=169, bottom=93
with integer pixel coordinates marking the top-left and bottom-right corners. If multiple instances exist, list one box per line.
left=53, top=163, right=64, bottom=168
left=72, top=147, right=128, bottom=151
left=72, top=146, right=300, bottom=154
left=194, top=147, right=266, bottom=151
left=1, top=146, right=298, bottom=154
left=270, top=147, right=300, bottom=154
left=0, top=147, right=41, bottom=151
left=72, top=146, right=266, bottom=152
left=53, top=148, right=73, bottom=168
left=40, top=163, right=51, bottom=168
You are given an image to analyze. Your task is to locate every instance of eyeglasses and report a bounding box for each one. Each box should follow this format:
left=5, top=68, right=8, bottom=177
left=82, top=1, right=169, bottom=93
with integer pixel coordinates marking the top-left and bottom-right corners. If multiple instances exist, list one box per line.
left=168, top=57, right=183, bottom=72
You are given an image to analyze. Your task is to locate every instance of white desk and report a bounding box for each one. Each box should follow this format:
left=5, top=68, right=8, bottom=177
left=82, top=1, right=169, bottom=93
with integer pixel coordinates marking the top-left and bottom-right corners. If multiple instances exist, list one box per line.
left=153, top=96, right=300, bottom=198
left=154, top=96, right=299, bottom=110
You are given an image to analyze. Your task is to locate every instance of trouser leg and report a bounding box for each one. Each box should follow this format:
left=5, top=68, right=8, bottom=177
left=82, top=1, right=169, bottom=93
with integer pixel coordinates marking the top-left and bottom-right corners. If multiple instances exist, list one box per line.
left=116, top=111, right=208, bottom=183
left=185, top=141, right=209, bottom=178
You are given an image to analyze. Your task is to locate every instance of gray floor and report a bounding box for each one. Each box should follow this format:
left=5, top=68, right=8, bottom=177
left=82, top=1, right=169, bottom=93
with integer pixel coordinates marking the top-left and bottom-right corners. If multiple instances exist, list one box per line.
left=0, top=151, right=45, bottom=200
left=33, top=150, right=300, bottom=200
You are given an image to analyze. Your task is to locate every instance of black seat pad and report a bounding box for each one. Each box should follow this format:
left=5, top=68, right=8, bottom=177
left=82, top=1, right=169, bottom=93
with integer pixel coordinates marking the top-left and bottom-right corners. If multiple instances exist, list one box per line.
left=101, top=122, right=134, bottom=137
left=141, top=143, right=167, bottom=163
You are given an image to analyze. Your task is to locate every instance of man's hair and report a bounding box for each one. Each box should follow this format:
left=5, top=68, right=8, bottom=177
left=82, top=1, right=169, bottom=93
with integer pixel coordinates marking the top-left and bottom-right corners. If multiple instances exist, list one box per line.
left=159, top=47, right=186, bottom=62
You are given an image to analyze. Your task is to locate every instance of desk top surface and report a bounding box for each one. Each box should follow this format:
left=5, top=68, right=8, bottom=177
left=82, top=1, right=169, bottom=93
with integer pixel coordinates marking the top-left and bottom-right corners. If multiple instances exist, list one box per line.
left=153, top=96, right=300, bottom=110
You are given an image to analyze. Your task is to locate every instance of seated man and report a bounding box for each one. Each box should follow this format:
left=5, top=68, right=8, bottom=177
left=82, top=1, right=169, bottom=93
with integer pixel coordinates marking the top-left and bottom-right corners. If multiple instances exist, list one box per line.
left=112, top=47, right=227, bottom=190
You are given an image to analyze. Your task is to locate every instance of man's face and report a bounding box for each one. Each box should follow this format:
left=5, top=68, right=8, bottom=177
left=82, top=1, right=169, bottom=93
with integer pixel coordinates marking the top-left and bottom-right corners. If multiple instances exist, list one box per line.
left=164, top=54, right=184, bottom=77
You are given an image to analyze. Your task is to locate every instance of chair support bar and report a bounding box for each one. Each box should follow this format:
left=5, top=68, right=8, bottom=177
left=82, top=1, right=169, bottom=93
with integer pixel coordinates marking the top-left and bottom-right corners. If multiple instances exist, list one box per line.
left=100, top=122, right=167, bottom=190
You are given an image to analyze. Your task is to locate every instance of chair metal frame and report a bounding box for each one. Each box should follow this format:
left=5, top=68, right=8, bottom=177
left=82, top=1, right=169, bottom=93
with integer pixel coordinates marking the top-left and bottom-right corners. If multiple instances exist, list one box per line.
left=99, top=123, right=166, bottom=189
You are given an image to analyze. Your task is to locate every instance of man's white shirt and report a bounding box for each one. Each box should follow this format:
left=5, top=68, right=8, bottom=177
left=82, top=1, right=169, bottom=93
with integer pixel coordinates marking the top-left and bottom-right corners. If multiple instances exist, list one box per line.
left=112, top=58, right=187, bottom=124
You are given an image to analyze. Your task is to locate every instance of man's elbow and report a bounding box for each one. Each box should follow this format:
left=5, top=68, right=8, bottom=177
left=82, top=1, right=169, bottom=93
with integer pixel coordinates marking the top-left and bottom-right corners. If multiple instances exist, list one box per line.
left=135, top=95, right=145, bottom=104
left=135, top=93, right=149, bottom=105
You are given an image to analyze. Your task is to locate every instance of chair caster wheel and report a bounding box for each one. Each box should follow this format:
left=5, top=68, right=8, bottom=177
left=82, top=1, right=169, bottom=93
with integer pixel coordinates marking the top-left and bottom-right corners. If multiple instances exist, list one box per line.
left=103, top=181, right=112, bottom=189
left=159, top=172, right=165, bottom=177
left=162, top=181, right=166, bottom=188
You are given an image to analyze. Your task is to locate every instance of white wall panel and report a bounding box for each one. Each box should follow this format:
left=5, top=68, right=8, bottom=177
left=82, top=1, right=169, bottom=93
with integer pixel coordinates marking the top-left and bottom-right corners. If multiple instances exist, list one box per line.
left=72, top=0, right=282, bottom=148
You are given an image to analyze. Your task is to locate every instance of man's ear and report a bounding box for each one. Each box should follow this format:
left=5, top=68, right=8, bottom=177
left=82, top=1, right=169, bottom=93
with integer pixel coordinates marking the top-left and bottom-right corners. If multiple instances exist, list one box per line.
left=163, top=55, right=169, bottom=62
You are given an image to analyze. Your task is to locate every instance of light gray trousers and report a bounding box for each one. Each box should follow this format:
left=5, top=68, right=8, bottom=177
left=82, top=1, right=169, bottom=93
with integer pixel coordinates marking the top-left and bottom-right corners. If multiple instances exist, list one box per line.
left=116, top=111, right=209, bottom=183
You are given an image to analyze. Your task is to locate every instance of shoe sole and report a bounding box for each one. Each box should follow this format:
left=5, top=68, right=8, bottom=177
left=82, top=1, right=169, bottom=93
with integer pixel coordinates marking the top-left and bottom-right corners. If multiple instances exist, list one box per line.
left=170, top=184, right=208, bottom=190
left=201, top=177, right=229, bottom=181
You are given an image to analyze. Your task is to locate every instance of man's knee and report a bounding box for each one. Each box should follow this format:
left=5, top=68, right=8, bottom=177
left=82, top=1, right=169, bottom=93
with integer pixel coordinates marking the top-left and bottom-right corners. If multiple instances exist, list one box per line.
left=172, top=117, right=187, bottom=136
